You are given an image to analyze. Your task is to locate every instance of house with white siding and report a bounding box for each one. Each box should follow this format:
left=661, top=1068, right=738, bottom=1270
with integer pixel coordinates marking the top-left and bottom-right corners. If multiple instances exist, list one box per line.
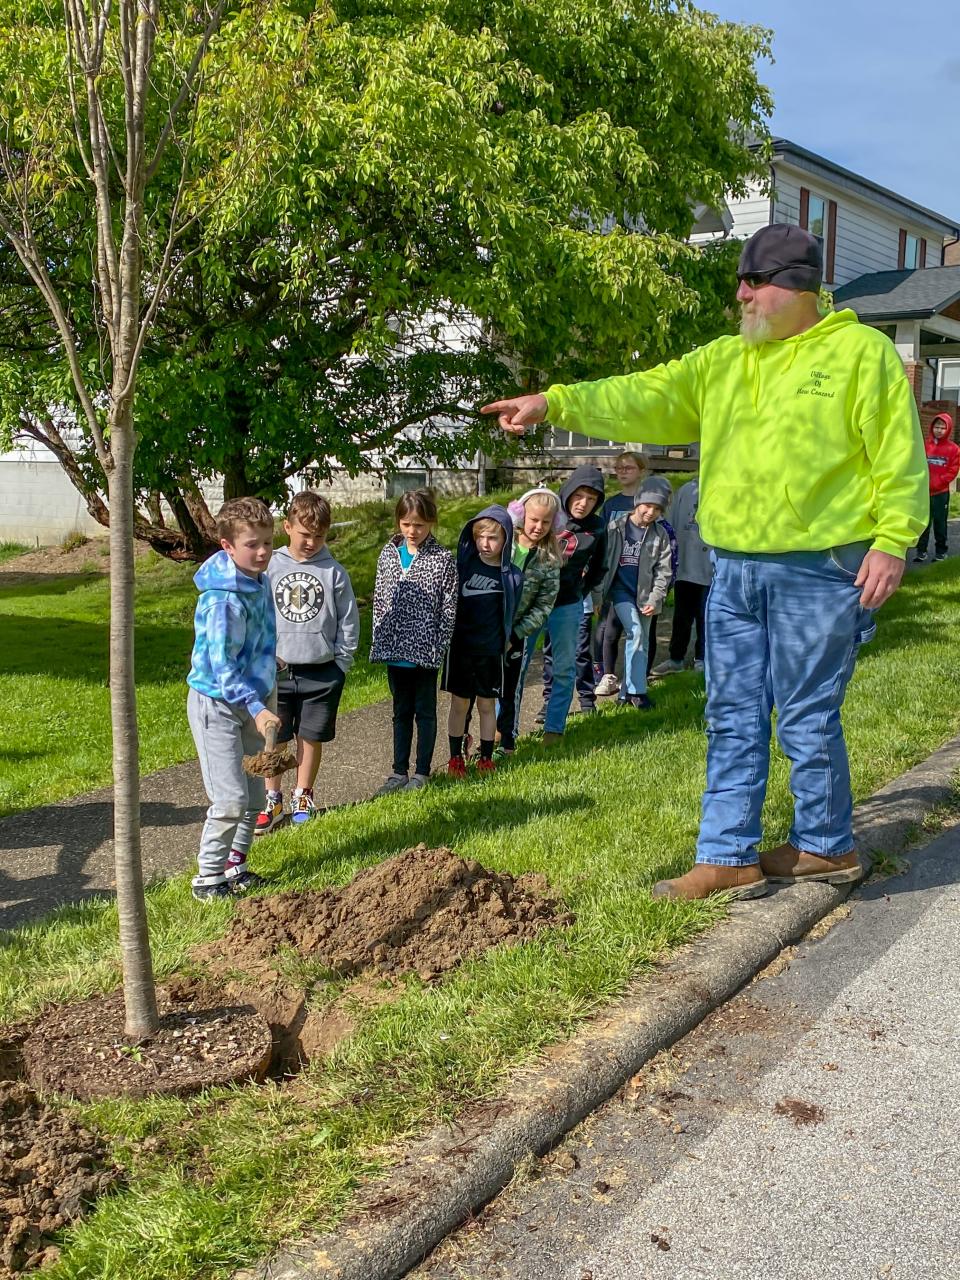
left=692, top=138, right=960, bottom=412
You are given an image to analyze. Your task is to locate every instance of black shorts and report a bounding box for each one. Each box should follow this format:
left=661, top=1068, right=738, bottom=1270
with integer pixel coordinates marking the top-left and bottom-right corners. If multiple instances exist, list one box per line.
left=276, top=660, right=346, bottom=744
left=441, top=647, right=503, bottom=700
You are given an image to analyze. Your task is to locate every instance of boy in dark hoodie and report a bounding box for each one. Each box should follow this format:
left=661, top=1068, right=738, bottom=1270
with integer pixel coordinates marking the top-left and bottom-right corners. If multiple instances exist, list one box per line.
left=259, top=491, right=359, bottom=831
left=524, top=465, right=606, bottom=744
left=443, top=505, right=522, bottom=774
left=915, top=411, right=959, bottom=563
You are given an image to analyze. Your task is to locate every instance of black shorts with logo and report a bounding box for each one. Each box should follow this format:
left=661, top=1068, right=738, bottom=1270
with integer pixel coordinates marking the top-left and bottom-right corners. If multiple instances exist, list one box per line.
left=276, top=660, right=346, bottom=744
left=441, top=645, right=504, bottom=700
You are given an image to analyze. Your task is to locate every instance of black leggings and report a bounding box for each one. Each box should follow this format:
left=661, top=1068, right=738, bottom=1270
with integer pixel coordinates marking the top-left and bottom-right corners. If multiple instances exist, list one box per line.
left=387, top=665, right=438, bottom=777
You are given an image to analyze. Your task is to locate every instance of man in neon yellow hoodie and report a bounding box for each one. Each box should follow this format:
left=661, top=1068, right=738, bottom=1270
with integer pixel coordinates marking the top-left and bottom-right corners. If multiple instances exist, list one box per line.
left=482, top=224, right=927, bottom=901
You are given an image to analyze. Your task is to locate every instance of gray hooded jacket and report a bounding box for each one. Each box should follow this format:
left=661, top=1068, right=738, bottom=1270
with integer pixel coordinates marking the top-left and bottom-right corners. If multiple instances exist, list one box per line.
left=266, top=544, right=360, bottom=670
left=671, top=479, right=713, bottom=586
left=594, top=513, right=674, bottom=614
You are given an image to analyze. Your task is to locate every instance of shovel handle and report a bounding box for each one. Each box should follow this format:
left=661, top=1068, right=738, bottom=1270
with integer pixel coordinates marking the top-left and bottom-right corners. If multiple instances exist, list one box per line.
left=263, top=720, right=279, bottom=752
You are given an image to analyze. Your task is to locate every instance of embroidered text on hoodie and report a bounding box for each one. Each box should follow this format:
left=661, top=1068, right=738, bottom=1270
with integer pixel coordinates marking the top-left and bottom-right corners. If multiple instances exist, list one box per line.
left=187, top=550, right=276, bottom=717
left=266, top=544, right=360, bottom=670
left=544, top=310, right=927, bottom=558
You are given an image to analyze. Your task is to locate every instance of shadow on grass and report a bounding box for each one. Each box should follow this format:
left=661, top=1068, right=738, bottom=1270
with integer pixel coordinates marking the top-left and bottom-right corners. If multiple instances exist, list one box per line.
left=262, top=789, right=599, bottom=886
left=0, top=571, right=106, bottom=600
left=0, top=797, right=206, bottom=931
left=0, top=614, right=191, bottom=684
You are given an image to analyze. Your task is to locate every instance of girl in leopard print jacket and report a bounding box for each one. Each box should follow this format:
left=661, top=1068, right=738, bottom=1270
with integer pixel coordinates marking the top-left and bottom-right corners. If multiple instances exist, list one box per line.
left=370, top=490, right=458, bottom=791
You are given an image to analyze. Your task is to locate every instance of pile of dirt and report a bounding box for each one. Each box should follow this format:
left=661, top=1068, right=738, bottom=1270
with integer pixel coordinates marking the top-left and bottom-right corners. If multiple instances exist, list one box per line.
left=220, top=844, right=574, bottom=983
left=0, top=1081, right=120, bottom=1275
left=20, top=988, right=272, bottom=1102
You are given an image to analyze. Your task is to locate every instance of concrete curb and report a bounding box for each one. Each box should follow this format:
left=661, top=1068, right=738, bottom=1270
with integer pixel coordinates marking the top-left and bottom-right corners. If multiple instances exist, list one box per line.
left=248, top=736, right=960, bottom=1280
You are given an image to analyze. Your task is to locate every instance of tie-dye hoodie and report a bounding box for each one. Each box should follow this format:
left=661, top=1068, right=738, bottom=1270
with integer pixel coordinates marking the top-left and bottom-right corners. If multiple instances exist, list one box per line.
left=187, top=550, right=276, bottom=717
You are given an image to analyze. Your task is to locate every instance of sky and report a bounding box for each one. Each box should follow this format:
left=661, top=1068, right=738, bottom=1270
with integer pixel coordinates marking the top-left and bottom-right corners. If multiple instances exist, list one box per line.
left=706, top=0, right=960, bottom=221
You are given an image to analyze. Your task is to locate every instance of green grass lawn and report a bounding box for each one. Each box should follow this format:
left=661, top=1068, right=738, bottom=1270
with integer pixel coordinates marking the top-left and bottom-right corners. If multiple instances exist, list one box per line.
left=0, top=489, right=534, bottom=817
left=1, top=556, right=957, bottom=1280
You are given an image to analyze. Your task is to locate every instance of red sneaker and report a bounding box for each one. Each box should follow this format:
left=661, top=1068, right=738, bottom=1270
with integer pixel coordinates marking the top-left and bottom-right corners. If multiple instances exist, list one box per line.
left=475, top=757, right=496, bottom=773
left=447, top=756, right=467, bottom=778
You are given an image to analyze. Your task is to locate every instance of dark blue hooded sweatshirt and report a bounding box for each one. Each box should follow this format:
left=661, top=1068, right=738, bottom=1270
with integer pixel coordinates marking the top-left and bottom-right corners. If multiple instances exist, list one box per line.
left=454, top=504, right=523, bottom=653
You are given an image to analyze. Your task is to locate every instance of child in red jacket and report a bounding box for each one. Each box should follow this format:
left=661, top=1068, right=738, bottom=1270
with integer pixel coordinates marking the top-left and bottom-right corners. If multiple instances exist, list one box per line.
left=915, top=412, right=960, bottom=563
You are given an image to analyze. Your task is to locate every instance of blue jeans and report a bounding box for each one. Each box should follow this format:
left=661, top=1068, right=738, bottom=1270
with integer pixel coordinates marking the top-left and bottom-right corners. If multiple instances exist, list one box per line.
left=520, top=601, right=582, bottom=735
left=697, top=543, right=875, bottom=867
left=613, top=601, right=651, bottom=696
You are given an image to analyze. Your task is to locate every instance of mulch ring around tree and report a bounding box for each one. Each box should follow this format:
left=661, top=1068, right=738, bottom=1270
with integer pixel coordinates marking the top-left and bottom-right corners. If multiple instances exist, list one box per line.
left=208, top=842, right=575, bottom=984
left=0, top=1081, right=121, bottom=1277
left=18, top=988, right=272, bottom=1103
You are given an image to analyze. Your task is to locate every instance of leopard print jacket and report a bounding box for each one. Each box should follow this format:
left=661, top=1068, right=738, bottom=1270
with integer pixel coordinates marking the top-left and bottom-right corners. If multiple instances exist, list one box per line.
left=370, top=535, right=459, bottom=669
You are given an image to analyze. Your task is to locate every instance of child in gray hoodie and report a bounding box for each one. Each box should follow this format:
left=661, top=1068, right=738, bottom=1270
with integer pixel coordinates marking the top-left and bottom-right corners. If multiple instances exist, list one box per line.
left=259, top=491, right=359, bottom=830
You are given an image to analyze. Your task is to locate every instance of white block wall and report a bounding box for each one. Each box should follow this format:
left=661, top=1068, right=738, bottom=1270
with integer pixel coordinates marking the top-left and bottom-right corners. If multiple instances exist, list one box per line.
left=0, top=457, right=104, bottom=546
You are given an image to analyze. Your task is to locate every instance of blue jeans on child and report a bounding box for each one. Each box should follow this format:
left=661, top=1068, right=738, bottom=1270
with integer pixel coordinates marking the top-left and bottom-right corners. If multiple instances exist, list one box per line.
left=519, top=600, right=582, bottom=735
left=696, top=543, right=875, bottom=868
left=612, top=601, right=652, bottom=696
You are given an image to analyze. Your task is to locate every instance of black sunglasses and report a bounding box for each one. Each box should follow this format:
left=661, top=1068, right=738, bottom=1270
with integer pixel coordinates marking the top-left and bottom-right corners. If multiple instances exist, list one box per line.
left=737, top=267, right=791, bottom=288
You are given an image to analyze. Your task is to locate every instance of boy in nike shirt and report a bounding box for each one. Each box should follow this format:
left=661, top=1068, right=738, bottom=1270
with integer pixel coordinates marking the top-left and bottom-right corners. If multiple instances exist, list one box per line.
left=257, top=491, right=359, bottom=831
left=443, top=506, right=522, bottom=774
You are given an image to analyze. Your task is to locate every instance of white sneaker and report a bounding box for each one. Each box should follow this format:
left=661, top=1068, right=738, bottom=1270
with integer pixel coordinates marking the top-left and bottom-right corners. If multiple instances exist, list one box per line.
left=651, top=659, right=684, bottom=677
left=693, top=659, right=705, bottom=673
left=595, top=673, right=620, bottom=697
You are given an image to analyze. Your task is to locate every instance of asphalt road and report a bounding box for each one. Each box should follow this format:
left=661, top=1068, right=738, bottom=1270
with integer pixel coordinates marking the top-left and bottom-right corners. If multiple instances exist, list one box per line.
left=413, top=821, right=960, bottom=1280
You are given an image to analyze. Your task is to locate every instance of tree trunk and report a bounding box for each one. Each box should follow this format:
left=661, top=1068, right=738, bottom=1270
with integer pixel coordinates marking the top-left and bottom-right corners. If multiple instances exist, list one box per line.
left=107, top=413, right=159, bottom=1040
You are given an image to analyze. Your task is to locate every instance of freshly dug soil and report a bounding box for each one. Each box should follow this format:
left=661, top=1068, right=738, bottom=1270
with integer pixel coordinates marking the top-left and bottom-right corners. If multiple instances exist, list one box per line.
left=221, top=844, right=574, bottom=982
left=0, top=1081, right=120, bottom=1276
left=20, top=988, right=272, bottom=1102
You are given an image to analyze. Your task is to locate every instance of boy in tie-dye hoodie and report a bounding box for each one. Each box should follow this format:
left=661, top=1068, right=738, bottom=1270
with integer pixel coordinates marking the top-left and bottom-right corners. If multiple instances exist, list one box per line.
left=186, top=498, right=280, bottom=901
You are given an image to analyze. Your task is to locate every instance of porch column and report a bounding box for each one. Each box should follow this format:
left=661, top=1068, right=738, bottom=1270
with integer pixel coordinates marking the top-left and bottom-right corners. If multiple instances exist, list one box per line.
left=894, top=321, right=924, bottom=410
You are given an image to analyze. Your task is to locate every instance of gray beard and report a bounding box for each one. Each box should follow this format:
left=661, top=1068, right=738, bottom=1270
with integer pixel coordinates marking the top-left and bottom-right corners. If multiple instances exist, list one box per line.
left=740, top=313, right=774, bottom=345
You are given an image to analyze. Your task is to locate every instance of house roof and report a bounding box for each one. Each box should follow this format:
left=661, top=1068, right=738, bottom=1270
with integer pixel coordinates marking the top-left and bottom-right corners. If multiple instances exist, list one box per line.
left=755, top=138, right=960, bottom=240
left=832, top=265, right=960, bottom=321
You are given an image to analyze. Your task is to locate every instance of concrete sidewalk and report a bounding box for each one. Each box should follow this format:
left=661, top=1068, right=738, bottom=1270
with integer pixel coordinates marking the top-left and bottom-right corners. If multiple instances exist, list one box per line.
left=412, top=821, right=960, bottom=1280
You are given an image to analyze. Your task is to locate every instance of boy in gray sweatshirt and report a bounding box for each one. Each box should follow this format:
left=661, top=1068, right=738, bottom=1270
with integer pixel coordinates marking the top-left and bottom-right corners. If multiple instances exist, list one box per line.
left=258, top=491, right=360, bottom=829
left=651, top=478, right=712, bottom=676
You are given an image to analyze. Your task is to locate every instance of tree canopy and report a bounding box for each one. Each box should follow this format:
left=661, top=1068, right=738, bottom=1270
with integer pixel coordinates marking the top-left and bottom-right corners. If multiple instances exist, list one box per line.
left=0, top=0, right=771, bottom=556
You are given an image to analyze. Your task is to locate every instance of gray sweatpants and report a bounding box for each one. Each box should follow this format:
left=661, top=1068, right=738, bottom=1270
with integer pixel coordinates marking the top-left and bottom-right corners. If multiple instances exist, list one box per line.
left=187, top=687, right=269, bottom=883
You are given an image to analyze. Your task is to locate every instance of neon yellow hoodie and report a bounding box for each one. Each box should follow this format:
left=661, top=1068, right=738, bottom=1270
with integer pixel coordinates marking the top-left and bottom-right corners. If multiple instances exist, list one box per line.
left=544, top=309, right=927, bottom=558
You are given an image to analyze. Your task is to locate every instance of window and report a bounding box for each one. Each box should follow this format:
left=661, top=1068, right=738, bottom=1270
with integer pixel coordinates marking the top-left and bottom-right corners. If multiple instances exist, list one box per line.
left=904, top=234, right=920, bottom=270
left=807, top=194, right=826, bottom=254
left=938, top=361, right=960, bottom=407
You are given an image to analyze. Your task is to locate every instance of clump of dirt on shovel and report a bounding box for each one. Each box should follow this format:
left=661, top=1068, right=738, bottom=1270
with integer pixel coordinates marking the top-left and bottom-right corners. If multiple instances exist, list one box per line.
left=219, top=843, right=574, bottom=982
left=0, top=1081, right=120, bottom=1276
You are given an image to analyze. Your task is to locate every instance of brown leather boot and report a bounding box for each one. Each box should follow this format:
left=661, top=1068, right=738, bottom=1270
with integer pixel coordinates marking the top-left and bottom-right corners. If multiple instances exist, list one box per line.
left=651, top=863, right=768, bottom=901
left=542, top=731, right=563, bottom=746
left=760, top=843, right=863, bottom=884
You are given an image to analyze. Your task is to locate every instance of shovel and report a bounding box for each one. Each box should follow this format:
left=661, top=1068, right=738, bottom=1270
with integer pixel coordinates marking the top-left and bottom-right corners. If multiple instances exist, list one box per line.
left=242, top=721, right=297, bottom=779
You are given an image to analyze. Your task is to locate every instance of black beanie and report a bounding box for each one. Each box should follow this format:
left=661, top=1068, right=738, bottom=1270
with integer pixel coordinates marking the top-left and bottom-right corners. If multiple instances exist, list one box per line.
left=737, top=224, right=822, bottom=292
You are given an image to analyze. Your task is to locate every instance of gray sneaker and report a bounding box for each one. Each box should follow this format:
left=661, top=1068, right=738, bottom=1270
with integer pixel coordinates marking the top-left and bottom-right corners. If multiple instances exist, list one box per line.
left=651, top=658, right=684, bottom=677
left=693, top=659, right=705, bottom=673
left=374, top=773, right=408, bottom=797
left=404, top=773, right=430, bottom=791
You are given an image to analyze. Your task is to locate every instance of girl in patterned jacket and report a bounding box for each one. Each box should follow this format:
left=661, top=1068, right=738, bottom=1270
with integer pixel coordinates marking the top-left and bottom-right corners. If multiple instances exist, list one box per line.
left=370, top=489, right=458, bottom=794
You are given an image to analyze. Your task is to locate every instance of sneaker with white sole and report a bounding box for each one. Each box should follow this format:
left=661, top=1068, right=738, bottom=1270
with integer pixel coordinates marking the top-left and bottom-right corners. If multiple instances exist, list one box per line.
left=290, top=788, right=317, bottom=825
left=374, top=773, right=408, bottom=797
left=192, top=879, right=232, bottom=902
left=595, top=673, right=620, bottom=697
left=254, top=796, right=286, bottom=837
left=651, top=658, right=684, bottom=677
left=693, top=659, right=705, bottom=673
left=228, top=869, right=268, bottom=894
